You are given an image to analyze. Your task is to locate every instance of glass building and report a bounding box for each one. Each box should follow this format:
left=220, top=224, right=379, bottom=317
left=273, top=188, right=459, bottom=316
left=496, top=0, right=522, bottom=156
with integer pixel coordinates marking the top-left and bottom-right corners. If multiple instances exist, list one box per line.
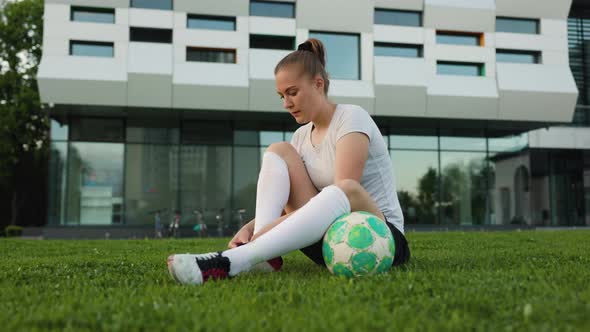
left=42, top=0, right=589, bottom=234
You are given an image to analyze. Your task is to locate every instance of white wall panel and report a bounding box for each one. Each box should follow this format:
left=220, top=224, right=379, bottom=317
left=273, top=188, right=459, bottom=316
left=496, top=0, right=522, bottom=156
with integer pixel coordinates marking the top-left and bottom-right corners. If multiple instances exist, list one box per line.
left=45, top=0, right=128, bottom=8
left=373, top=25, right=424, bottom=45
left=529, top=127, right=590, bottom=149
left=374, top=0, right=423, bottom=11
left=128, top=8, right=173, bottom=29
left=424, top=0, right=495, bottom=32
left=127, top=43, right=172, bottom=74
left=249, top=17, right=296, bottom=36
left=542, top=51, right=569, bottom=66
left=173, top=63, right=248, bottom=87
left=495, top=0, right=572, bottom=20
left=497, top=63, right=578, bottom=122
left=361, top=33, right=374, bottom=82
left=249, top=49, right=291, bottom=80
left=175, top=0, right=248, bottom=17
left=297, top=0, right=373, bottom=33
left=427, top=76, right=498, bottom=119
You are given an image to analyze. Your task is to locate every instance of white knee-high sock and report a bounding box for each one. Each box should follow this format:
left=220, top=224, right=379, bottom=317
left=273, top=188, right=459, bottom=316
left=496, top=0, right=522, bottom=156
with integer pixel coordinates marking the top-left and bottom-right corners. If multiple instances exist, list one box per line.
left=223, top=185, right=351, bottom=276
left=254, top=152, right=290, bottom=234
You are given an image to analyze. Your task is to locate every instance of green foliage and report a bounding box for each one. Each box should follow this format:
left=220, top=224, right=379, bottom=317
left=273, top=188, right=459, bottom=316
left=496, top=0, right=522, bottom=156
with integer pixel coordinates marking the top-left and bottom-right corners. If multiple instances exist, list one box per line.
left=4, top=225, right=22, bottom=237
left=0, top=231, right=589, bottom=331
left=0, top=0, right=47, bottom=225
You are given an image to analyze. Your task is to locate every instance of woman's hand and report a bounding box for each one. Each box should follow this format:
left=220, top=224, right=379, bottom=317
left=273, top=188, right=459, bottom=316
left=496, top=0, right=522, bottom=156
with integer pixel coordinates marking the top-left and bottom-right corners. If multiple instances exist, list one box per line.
left=228, top=222, right=254, bottom=249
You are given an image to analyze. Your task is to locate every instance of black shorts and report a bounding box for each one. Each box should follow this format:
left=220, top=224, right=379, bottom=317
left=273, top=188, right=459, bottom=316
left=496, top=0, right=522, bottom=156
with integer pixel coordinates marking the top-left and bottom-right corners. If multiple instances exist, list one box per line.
left=300, top=215, right=410, bottom=267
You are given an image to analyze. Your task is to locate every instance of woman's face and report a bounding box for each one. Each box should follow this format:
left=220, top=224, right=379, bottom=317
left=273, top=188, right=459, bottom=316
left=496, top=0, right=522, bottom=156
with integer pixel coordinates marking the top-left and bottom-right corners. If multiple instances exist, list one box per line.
left=275, top=66, right=324, bottom=124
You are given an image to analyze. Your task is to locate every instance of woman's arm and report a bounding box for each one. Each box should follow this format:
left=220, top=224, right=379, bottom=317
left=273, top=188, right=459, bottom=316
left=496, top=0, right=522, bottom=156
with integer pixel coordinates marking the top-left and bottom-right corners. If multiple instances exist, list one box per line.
left=334, top=132, right=370, bottom=182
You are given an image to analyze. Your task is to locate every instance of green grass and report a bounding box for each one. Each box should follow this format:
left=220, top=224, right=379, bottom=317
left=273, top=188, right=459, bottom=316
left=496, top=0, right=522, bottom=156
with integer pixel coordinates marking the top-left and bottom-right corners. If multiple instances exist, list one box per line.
left=1, top=231, right=589, bottom=331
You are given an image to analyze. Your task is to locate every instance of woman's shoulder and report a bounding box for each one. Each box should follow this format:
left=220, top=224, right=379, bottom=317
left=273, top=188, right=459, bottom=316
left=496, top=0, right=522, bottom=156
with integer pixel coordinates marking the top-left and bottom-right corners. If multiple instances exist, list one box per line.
left=335, top=104, right=374, bottom=126
left=290, top=122, right=313, bottom=144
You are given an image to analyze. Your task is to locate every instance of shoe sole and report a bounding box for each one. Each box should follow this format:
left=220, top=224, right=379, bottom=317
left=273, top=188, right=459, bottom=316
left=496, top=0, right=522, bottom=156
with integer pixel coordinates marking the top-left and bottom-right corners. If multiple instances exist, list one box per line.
left=167, top=255, right=180, bottom=283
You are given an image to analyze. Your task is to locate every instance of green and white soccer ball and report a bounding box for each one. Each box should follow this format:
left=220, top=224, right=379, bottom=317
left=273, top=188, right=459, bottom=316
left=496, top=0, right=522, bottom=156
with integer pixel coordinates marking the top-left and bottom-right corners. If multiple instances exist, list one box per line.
left=322, top=211, right=395, bottom=277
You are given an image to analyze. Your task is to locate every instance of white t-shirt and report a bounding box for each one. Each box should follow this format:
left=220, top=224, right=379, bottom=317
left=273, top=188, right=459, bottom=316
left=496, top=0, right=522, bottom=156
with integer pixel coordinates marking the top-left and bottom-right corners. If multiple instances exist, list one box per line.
left=290, top=104, right=405, bottom=234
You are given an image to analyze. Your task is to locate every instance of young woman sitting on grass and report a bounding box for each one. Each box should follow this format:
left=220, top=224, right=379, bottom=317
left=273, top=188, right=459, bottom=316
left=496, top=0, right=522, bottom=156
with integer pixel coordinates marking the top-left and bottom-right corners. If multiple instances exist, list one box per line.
left=167, top=38, right=410, bottom=284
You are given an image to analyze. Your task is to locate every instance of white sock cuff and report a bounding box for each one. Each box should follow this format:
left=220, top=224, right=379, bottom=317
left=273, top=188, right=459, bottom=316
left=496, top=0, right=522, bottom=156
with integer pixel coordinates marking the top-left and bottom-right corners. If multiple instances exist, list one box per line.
left=319, top=185, right=352, bottom=215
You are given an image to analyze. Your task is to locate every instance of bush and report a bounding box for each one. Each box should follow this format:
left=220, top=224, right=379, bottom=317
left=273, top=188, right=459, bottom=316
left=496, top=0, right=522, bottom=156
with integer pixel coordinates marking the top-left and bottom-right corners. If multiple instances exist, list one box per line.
left=5, top=225, right=23, bottom=237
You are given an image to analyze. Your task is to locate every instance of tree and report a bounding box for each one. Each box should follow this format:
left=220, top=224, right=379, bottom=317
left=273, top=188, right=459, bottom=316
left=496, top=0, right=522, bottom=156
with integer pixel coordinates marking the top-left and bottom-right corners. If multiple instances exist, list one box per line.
left=0, top=0, right=46, bottom=227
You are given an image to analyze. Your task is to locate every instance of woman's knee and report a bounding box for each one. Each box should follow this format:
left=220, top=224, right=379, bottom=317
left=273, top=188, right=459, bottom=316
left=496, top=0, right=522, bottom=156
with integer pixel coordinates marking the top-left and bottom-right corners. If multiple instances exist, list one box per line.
left=335, top=179, right=362, bottom=200
left=266, top=142, right=297, bottom=159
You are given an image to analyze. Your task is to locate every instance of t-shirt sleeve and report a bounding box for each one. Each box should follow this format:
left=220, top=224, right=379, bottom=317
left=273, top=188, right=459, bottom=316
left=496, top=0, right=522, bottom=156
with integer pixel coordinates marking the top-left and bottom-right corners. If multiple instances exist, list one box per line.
left=290, top=127, right=302, bottom=151
left=335, top=106, right=373, bottom=143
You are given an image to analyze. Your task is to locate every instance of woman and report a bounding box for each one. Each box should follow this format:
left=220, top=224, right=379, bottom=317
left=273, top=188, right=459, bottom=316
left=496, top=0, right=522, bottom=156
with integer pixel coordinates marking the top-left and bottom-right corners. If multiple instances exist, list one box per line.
left=167, top=39, right=410, bottom=285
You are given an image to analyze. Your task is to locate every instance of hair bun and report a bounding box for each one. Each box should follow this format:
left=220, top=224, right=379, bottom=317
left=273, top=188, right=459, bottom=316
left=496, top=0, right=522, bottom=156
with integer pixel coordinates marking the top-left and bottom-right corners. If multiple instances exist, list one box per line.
left=297, top=41, right=313, bottom=52
left=297, top=38, right=326, bottom=68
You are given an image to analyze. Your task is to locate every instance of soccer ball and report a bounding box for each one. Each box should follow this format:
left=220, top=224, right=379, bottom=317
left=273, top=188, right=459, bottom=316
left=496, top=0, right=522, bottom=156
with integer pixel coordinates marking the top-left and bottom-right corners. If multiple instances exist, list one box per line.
left=322, top=211, right=395, bottom=277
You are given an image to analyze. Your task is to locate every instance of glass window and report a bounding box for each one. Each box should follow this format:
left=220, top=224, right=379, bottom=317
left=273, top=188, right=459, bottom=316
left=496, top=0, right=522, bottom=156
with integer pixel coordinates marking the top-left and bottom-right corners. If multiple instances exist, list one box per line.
left=437, top=61, right=484, bottom=77
left=126, top=126, right=179, bottom=144
left=70, top=118, right=124, bottom=142
left=260, top=131, right=284, bottom=146
left=374, top=42, right=422, bottom=58
left=71, top=6, right=115, bottom=24
left=250, top=1, right=295, bottom=18
left=66, top=142, right=124, bottom=225
left=179, top=145, right=232, bottom=234
left=233, top=146, right=261, bottom=226
left=234, top=130, right=260, bottom=146
left=309, top=32, right=360, bottom=80
left=440, top=152, right=490, bottom=225
left=124, top=144, right=178, bottom=225
left=187, top=14, right=236, bottom=31
left=186, top=47, right=236, bottom=63
left=440, top=133, right=486, bottom=151
left=488, top=133, right=528, bottom=152
left=182, top=121, right=232, bottom=145
left=391, top=150, right=438, bottom=224
left=496, top=17, right=539, bottom=34
left=130, top=0, right=172, bottom=10
left=374, top=9, right=421, bottom=27
left=47, top=142, right=68, bottom=225
left=70, top=41, right=114, bottom=57
left=50, top=119, right=69, bottom=141
left=130, top=27, right=172, bottom=43
left=496, top=50, right=541, bottom=64
left=250, top=35, right=295, bottom=50
left=390, top=135, right=437, bottom=150
left=285, top=131, right=294, bottom=143
left=436, top=32, right=481, bottom=46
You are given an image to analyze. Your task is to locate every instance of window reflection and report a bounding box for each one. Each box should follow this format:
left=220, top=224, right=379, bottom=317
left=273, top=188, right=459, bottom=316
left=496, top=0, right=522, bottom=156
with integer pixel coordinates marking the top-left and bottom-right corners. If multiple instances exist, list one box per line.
left=309, top=32, right=360, bottom=80
left=50, top=119, right=69, bottom=141
left=48, top=143, right=68, bottom=225
left=66, top=142, right=124, bottom=225
left=391, top=150, right=438, bottom=224
left=440, top=152, right=489, bottom=225
left=233, top=147, right=261, bottom=223
left=124, top=144, right=178, bottom=224
left=179, top=145, right=232, bottom=233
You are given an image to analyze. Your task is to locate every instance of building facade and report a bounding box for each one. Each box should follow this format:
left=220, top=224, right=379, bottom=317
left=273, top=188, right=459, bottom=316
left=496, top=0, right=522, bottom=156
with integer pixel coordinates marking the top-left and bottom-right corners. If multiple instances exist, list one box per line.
left=39, top=0, right=589, bottom=233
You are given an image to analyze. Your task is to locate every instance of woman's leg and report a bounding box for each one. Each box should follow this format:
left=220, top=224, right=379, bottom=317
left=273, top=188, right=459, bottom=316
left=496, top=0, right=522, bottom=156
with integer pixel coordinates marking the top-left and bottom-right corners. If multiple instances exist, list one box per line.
left=167, top=178, right=388, bottom=285
left=253, top=142, right=319, bottom=233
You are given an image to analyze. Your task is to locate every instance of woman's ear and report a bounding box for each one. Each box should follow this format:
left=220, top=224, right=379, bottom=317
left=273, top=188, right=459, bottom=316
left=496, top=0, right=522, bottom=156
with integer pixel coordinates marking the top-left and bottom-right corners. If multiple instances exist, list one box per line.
left=313, top=76, right=324, bottom=93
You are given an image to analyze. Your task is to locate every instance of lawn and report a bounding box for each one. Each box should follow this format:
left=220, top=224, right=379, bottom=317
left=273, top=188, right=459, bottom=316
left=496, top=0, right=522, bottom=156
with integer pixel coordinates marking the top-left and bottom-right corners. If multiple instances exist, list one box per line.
left=1, top=230, right=589, bottom=331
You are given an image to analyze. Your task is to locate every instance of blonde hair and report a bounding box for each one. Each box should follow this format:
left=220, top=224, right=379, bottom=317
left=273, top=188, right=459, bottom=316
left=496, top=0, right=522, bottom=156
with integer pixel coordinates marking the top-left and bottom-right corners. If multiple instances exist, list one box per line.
left=274, top=38, right=330, bottom=95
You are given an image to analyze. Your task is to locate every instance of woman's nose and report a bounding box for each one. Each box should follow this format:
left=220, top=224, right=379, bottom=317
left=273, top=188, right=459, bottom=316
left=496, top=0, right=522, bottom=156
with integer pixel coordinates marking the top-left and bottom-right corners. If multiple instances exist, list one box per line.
left=283, top=98, right=292, bottom=109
